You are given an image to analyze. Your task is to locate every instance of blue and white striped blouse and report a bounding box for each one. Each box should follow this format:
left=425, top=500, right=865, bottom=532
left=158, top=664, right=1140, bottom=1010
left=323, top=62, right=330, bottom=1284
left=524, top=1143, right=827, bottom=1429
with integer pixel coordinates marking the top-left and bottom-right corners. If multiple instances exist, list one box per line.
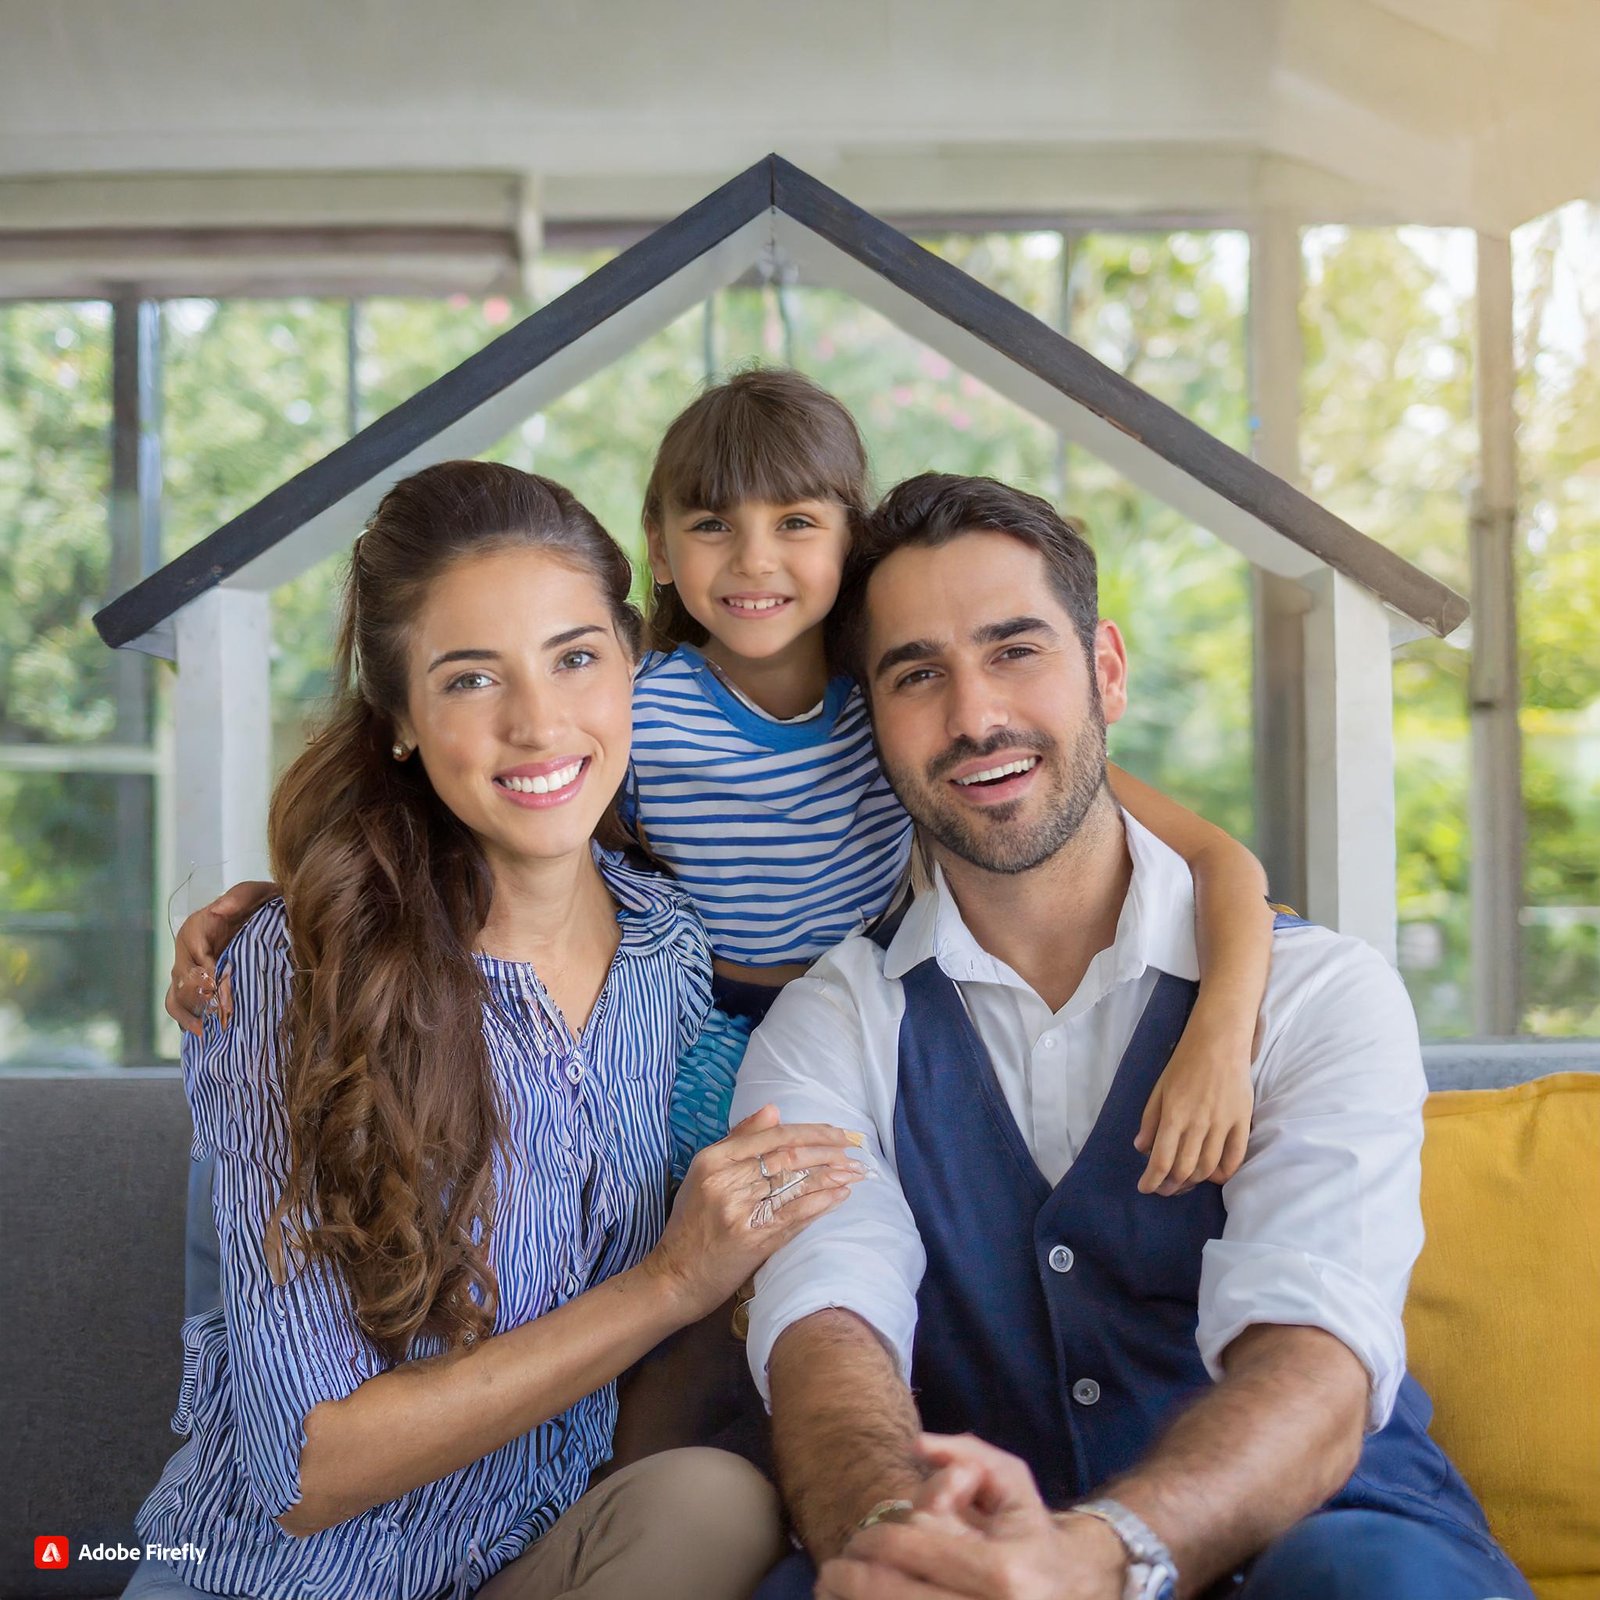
left=136, top=847, right=711, bottom=1600
left=623, top=646, right=913, bottom=968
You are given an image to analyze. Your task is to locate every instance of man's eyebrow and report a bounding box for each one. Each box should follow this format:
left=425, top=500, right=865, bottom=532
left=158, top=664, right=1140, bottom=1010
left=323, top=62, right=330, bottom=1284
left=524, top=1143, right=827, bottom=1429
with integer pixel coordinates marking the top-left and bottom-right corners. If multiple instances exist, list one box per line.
left=974, top=616, right=1059, bottom=645
left=426, top=625, right=606, bottom=673
left=872, top=638, right=944, bottom=681
left=872, top=616, right=1060, bottom=681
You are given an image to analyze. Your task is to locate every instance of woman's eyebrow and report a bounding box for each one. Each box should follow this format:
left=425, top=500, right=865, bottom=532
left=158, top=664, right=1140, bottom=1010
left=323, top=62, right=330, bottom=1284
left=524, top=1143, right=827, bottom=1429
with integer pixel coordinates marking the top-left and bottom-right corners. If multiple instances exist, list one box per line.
left=428, top=648, right=500, bottom=673
left=426, top=626, right=607, bottom=674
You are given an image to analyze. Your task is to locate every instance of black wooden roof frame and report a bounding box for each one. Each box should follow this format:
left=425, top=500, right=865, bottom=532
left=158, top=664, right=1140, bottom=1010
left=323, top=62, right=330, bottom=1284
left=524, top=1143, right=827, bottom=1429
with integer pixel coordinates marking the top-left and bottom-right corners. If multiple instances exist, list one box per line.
left=95, top=154, right=1469, bottom=651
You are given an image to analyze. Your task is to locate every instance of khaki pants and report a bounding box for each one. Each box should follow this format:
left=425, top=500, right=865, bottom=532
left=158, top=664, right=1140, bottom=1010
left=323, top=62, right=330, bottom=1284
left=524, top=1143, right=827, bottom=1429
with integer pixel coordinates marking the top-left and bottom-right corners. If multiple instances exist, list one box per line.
left=476, top=1447, right=785, bottom=1600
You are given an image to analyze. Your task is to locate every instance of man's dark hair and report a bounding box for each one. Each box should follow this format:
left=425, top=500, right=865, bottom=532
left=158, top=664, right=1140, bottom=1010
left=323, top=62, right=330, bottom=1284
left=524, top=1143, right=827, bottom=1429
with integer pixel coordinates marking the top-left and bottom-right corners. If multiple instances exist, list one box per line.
left=830, top=473, right=1098, bottom=687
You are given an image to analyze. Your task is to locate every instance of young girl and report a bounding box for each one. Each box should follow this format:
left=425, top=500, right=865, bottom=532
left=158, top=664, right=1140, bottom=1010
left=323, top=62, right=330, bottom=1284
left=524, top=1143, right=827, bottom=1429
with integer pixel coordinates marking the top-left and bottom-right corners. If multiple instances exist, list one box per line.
left=631, top=368, right=1271, bottom=1198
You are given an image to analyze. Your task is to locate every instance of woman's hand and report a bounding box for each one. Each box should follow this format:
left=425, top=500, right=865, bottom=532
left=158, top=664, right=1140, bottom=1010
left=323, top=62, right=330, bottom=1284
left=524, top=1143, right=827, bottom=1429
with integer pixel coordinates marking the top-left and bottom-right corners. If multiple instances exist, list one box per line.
left=164, top=880, right=279, bottom=1035
left=644, top=1104, right=868, bottom=1322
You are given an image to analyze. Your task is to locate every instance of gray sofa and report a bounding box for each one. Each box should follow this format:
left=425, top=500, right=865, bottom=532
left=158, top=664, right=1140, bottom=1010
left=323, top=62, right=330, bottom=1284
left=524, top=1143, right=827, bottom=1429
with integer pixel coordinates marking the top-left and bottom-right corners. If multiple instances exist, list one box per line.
left=4, top=1045, right=1594, bottom=1600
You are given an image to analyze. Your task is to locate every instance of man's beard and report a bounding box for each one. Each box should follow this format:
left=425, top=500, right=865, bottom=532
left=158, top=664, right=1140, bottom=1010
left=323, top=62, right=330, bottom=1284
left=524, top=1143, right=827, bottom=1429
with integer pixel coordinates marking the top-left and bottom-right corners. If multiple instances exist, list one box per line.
left=882, top=693, right=1109, bottom=877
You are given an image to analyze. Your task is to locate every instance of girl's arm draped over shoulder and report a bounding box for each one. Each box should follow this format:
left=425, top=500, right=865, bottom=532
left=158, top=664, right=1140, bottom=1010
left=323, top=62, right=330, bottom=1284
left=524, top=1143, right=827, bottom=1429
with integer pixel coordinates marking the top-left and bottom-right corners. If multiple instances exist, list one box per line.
left=1105, top=763, right=1274, bottom=1197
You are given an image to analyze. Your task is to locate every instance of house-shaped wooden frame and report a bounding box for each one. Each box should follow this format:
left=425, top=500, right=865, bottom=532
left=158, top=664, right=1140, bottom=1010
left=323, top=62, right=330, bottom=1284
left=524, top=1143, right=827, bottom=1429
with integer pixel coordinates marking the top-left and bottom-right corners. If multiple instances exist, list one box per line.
left=95, top=155, right=1468, bottom=959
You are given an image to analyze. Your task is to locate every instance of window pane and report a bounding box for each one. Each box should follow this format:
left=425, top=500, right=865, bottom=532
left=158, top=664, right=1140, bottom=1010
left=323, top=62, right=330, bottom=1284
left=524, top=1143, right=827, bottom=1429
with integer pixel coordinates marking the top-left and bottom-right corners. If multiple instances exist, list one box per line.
left=0, top=769, right=155, bottom=1066
left=1301, top=226, right=1476, bottom=1038
left=1068, top=233, right=1254, bottom=845
left=0, top=302, right=115, bottom=745
left=1514, top=201, right=1600, bottom=1035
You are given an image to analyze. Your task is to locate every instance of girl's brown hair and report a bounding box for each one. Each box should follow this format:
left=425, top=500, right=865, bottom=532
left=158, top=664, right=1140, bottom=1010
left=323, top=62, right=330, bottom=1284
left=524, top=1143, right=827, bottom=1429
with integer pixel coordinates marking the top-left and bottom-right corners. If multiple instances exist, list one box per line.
left=265, top=461, right=641, bottom=1363
left=641, top=367, right=871, bottom=652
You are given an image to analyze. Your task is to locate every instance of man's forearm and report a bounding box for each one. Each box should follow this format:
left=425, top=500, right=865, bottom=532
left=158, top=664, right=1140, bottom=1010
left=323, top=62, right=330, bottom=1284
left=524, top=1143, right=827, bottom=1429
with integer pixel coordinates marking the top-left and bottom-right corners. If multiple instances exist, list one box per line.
left=1096, top=1325, right=1369, bottom=1596
left=768, top=1309, right=926, bottom=1562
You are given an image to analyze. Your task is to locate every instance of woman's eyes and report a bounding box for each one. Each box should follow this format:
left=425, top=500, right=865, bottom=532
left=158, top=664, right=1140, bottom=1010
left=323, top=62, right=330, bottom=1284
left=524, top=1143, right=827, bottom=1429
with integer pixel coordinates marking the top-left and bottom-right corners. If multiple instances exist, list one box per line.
left=443, top=651, right=598, bottom=692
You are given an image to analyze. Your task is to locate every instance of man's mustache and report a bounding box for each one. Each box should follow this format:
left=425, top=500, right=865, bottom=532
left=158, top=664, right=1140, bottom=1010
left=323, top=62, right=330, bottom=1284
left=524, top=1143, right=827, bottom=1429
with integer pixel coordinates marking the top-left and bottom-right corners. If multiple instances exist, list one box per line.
left=926, top=729, right=1055, bottom=783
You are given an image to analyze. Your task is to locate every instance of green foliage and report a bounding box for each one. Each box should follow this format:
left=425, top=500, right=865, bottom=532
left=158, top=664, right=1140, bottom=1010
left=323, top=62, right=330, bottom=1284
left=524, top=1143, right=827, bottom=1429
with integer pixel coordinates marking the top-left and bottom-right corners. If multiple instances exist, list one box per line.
left=0, top=304, right=116, bottom=744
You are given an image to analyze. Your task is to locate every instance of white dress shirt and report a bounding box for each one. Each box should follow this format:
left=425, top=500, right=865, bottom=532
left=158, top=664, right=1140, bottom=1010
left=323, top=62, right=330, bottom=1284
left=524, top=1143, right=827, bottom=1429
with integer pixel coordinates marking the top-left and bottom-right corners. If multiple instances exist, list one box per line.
left=732, top=813, right=1427, bottom=1432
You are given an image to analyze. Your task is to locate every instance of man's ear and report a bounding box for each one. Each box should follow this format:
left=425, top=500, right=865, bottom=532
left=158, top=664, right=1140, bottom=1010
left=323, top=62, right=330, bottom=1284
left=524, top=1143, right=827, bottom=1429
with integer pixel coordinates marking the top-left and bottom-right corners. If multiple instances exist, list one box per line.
left=1093, top=619, right=1129, bottom=726
left=644, top=520, right=674, bottom=587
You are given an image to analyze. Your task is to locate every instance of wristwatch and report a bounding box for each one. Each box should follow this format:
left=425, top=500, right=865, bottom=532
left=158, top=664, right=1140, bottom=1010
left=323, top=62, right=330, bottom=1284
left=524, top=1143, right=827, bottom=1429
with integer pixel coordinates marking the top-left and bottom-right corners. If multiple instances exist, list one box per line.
left=1067, top=1498, right=1178, bottom=1600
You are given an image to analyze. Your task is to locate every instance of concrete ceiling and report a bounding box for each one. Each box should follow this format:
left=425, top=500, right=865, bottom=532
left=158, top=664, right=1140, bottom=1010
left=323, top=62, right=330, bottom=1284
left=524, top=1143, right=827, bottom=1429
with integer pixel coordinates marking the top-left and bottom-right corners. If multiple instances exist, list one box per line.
left=1, top=0, right=1595, bottom=233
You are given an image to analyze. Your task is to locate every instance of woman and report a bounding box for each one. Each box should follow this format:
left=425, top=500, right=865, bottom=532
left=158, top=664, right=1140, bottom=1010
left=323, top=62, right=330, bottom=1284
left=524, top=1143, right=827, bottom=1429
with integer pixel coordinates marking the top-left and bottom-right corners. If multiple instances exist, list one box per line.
left=125, top=462, right=865, bottom=1600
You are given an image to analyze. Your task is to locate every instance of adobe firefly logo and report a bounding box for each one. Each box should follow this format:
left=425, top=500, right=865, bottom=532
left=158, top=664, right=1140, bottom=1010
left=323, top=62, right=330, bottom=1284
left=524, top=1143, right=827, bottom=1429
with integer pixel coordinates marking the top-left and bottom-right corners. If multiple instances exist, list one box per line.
left=34, top=1536, right=70, bottom=1569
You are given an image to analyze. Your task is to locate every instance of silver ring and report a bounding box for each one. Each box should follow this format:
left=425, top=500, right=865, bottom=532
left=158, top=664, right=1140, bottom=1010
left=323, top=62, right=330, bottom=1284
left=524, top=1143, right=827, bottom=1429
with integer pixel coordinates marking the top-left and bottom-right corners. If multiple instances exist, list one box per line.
left=757, top=1153, right=773, bottom=1181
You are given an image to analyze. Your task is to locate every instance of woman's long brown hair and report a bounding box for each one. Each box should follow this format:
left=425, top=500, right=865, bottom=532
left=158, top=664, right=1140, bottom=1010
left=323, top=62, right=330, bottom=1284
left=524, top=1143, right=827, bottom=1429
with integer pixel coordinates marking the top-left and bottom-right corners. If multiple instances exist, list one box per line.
left=264, top=461, right=641, bottom=1364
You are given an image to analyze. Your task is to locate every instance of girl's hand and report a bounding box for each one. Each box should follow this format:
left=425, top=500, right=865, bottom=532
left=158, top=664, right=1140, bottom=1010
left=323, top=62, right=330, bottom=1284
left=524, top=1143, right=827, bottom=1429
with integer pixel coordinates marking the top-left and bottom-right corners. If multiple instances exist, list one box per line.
left=644, top=1104, right=868, bottom=1322
left=1132, top=1003, right=1254, bottom=1196
left=163, top=880, right=278, bottom=1035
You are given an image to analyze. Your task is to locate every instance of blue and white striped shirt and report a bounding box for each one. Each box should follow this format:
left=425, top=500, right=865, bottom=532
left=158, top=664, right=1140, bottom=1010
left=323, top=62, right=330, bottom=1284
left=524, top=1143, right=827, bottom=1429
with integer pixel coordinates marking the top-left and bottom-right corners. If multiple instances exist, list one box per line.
left=137, top=847, right=710, bottom=1600
left=623, top=646, right=913, bottom=968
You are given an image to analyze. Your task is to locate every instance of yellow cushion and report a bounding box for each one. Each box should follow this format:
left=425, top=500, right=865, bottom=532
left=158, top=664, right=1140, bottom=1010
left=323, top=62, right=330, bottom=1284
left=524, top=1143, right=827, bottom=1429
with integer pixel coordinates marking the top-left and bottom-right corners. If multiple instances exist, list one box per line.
left=1406, top=1073, right=1600, bottom=1599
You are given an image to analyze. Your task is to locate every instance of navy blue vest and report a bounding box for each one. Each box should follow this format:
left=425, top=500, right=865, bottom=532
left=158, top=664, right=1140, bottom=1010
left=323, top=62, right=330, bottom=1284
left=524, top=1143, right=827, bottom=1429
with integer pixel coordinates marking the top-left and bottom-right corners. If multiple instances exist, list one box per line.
left=875, top=909, right=1494, bottom=1539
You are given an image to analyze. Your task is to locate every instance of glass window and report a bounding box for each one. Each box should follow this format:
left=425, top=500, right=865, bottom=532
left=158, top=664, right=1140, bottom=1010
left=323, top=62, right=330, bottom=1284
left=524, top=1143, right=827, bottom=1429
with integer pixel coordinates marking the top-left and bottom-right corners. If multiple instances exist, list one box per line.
left=1301, top=226, right=1477, bottom=1037
left=1514, top=201, right=1600, bottom=1035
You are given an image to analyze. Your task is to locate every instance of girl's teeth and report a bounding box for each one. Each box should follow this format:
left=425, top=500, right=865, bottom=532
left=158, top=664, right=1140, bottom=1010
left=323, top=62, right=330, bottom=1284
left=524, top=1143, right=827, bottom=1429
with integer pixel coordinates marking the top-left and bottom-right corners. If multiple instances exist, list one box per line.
left=725, top=597, right=787, bottom=611
left=954, top=756, right=1040, bottom=787
left=499, top=762, right=583, bottom=794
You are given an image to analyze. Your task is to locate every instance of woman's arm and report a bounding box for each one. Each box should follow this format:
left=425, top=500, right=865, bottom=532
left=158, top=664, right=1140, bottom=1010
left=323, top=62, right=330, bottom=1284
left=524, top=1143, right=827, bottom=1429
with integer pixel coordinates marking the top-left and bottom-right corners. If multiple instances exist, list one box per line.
left=1106, top=764, right=1274, bottom=1195
left=196, top=909, right=864, bottom=1537
left=286, top=1109, right=864, bottom=1535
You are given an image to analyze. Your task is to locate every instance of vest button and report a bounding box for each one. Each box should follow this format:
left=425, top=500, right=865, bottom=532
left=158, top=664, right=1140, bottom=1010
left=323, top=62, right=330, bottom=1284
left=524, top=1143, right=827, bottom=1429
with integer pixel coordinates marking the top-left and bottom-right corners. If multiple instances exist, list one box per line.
left=1071, top=1378, right=1101, bottom=1406
left=1047, top=1244, right=1075, bottom=1273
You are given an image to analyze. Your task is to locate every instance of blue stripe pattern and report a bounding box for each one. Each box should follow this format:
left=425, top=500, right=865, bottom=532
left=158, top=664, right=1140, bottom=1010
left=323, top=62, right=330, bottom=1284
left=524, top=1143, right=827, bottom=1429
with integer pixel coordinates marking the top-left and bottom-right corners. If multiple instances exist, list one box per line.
left=136, top=847, right=711, bottom=1600
left=625, top=647, right=913, bottom=966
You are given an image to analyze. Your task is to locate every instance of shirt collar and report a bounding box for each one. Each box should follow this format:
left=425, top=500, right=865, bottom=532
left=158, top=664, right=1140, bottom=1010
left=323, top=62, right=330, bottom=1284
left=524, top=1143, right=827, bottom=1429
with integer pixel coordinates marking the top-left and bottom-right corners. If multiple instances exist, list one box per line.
left=880, top=812, right=1200, bottom=1005
left=594, top=843, right=697, bottom=956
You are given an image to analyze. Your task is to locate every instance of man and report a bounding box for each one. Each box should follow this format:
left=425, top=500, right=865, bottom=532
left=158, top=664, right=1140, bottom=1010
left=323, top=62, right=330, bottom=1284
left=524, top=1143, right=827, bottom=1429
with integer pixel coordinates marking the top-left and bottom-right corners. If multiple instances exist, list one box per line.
left=730, top=475, right=1529, bottom=1600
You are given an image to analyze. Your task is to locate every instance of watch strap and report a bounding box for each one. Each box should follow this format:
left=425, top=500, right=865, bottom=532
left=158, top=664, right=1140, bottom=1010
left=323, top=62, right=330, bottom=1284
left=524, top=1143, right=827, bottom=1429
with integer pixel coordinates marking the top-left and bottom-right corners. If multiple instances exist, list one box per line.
left=1069, top=1498, right=1177, bottom=1600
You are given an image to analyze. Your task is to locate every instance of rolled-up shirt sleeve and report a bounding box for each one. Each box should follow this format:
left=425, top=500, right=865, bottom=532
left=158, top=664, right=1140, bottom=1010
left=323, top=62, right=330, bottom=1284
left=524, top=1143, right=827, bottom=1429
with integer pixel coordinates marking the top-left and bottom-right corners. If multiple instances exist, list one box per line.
left=184, top=902, right=385, bottom=1520
left=1199, top=932, right=1428, bottom=1431
left=730, top=958, right=925, bottom=1407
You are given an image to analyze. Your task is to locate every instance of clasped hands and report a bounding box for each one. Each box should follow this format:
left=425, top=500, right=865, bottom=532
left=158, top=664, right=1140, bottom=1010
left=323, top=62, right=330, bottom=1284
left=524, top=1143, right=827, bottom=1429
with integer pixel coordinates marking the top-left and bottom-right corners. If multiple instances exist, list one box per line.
left=818, top=1435, right=1128, bottom=1600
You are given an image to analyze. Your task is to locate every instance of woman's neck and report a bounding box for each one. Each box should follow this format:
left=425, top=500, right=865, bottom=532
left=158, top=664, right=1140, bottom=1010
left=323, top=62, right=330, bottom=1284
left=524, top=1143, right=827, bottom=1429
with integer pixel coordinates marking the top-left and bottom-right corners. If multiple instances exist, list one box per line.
left=475, top=844, right=612, bottom=966
left=700, top=628, right=831, bottom=721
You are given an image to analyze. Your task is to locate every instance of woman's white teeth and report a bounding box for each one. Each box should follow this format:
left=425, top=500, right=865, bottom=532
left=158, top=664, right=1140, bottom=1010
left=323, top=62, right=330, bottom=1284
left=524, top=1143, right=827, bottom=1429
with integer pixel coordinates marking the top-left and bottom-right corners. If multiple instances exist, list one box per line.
left=955, top=756, right=1040, bottom=787
left=724, top=597, right=787, bottom=611
left=499, top=761, right=583, bottom=794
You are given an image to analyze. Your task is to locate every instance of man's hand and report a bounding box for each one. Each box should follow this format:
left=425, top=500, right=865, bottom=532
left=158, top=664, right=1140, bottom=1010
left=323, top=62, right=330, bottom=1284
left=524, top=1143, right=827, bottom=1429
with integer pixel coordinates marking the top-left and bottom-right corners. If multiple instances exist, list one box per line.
left=816, top=1433, right=1126, bottom=1600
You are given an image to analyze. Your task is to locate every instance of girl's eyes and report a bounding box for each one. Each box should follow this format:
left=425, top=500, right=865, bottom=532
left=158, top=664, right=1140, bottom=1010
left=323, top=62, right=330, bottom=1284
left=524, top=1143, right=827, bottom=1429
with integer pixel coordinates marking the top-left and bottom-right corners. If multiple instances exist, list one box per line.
left=685, top=513, right=820, bottom=534
left=444, top=670, right=495, bottom=693
left=558, top=648, right=599, bottom=670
